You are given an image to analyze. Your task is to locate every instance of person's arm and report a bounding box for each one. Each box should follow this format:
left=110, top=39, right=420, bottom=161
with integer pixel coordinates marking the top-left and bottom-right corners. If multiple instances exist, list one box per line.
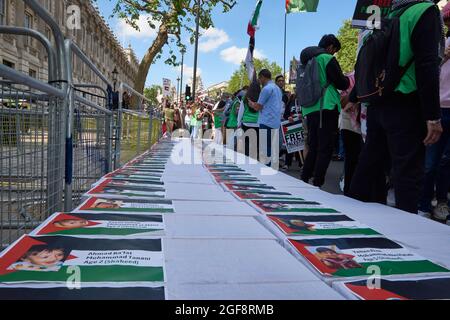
left=326, top=57, right=350, bottom=91
left=411, top=6, right=443, bottom=145
left=412, top=7, right=442, bottom=121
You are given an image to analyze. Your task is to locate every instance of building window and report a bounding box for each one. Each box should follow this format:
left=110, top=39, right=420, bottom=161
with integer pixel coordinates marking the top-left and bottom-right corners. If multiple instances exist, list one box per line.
left=3, top=60, right=15, bottom=69
left=29, top=69, right=37, bottom=79
left=0, top=0, right=6, bottom=25
left=45, top=27, right=51, bottom=42
left=24, top=12, right=33, bottom=46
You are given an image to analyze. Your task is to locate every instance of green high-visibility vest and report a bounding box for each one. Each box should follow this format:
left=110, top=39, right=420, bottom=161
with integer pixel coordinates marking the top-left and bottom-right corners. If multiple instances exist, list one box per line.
left=301, top=53, right=342, bottom=117
left=226, top=99, right=239, bottom=129
left=191, top=109, right=200, bottom=127
left=214, top=111, right=224, bottom=128
left=391, top=2, right=435, bottom=94
left=242, top=100, right=259, bottom=124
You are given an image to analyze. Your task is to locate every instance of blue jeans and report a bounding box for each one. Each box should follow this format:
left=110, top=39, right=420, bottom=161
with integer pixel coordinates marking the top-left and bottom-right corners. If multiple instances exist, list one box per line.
left=419, top=109, right=450, bottom=212
left=260, top=124, right=275, bottom=167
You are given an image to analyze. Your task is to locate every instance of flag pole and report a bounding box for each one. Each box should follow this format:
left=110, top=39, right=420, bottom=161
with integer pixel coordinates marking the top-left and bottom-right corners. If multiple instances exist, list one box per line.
left=283, top=11, right=287, bottom=86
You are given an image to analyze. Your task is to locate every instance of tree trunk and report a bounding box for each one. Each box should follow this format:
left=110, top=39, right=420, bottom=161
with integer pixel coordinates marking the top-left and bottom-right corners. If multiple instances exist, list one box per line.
left=132, top=22, right=169, bottom=108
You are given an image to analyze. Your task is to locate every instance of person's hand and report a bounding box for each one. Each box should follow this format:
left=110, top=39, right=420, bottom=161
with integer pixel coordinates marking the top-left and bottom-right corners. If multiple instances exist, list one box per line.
left=288, top=116, right=294, bottom=123
left=424, top=120, right=443, bottom=146
left=343, top=102, right=358, bottom=113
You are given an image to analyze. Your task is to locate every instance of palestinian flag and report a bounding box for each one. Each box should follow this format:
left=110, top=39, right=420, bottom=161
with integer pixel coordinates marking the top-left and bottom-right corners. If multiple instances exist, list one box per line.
left=289, top=237, right=449, bottom=278
left=0, top=236, right=165, bottom=283
left=247, top=0, right=263, bottom=37
left=286, top=0, right=320, bottom=13
left=32, top=213, right=165, bottom=237
left=250, top=199, right=340, bottom=214
left=339, top=277, right=450, bottom=300
left=268, top=214, right=380, bottom=236
left=76, top=197, right=174, bottom=214
left=245, top=0, right=264, bottom=101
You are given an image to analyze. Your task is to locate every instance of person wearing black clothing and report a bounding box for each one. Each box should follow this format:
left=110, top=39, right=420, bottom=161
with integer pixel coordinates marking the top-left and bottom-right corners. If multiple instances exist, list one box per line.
left=276, top=75, right=289, bottom=108
left=300, top=35, right=350, bottom=187
left=349, top=1, right=443, bottom=214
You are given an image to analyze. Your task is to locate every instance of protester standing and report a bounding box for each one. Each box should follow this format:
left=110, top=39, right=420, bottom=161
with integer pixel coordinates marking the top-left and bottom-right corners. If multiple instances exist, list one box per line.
left=213, top=100, right=226, bottom=145
left=248, top=69, right=283, bottom=166
left=349, top=0, right=443, bottom=214
left=237, top=95, right=260, bottom=157
left=340, top=72, right=363, bottom=196
left=418, top=3, right=450, bottom=220
left=185, top=107, right=192, bottom=134
left=299, top=35, right=350, bottom=187
left=190, top=104, right=203, bottom=140
left=164, top=103, right=175, bottom=135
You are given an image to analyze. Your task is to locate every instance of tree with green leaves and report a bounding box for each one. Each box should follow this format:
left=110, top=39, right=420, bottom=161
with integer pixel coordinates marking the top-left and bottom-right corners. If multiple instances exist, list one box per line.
left=227, top=58, right=283, bottom=94
left=144, top=85, right=162, bottom=106
left=335, top=20, right=359, bottom=74
left=105, top=0, right=237, bottom=95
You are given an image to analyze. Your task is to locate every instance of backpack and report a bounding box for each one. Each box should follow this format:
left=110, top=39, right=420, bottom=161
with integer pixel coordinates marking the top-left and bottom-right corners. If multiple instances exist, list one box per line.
left=296, top=57, right=324, bottom=108
left=354, top=3, right=422, bottom=104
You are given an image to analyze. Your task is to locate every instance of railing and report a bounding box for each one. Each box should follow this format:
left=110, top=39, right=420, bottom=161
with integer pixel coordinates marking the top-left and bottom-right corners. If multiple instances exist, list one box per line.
left=0, top=0, right=162, bottom=248
left=116, top=82, right=162, bottom=167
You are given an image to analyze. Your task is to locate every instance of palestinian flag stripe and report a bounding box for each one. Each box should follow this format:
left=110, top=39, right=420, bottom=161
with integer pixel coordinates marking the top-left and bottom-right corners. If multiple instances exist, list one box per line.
left=45, top=227, right=163, bottom=236
left=291, top=237, right=403, bottom=250
left=0, top=286, right=166, bottom=300
left=345, top=278, right=450, bottom=300
left=0, top=266, right=164, bottom=283
left=333, top=261, right=448, bottom=278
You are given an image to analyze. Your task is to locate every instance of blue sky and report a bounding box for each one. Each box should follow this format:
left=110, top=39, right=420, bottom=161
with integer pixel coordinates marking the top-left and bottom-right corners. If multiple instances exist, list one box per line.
left=96, top=0, right=358, bottom=89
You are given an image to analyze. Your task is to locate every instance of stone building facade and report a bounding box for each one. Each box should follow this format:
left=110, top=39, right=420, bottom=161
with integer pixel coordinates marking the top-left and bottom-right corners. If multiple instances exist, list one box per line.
left=0, top=0, right=139, bottom=89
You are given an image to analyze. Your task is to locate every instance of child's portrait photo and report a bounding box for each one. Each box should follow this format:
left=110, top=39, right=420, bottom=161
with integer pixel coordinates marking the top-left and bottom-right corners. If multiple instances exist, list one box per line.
left=7, top=245, right=68, bottom=272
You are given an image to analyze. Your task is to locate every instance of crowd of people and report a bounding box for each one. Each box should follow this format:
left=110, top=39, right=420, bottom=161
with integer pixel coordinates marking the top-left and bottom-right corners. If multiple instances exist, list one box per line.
left=161, top=0, right=450, bottom=224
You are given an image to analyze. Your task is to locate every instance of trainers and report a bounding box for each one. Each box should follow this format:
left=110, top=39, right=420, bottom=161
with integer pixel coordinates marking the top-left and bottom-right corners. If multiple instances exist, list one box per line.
left=280, top=165, right=289, bottom=171
left=433, top=203, right=450, bottom=221
left=418, top=211, right=432, bottom=219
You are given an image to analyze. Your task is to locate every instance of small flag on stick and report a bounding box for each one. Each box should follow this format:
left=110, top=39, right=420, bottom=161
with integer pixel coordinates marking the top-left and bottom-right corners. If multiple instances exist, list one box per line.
left=247, top=0, right=263, bottom=37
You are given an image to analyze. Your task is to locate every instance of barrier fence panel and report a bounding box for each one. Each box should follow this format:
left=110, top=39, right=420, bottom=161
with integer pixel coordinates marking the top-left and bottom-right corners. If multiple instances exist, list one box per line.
left=117, top=83, right=162, bottom=167
left=0, top=81, right=65, bottom=249
left=0, top=0, right=162, bottom=248
left=71, top=89, right=112, bottom=207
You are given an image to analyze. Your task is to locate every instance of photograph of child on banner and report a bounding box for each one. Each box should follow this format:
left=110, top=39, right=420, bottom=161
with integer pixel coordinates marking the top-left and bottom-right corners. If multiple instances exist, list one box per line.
left=7, top=245, right=67, bottom=272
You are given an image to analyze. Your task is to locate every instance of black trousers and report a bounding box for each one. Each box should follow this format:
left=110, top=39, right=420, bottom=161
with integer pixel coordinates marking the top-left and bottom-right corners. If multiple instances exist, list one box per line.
left=301, top=109, right=339, bottom=187
left=341, top=129, right=363, bottom=196
left=349, top=100, right=426, bottom=214
left=241, top=125, right=259, bottom=158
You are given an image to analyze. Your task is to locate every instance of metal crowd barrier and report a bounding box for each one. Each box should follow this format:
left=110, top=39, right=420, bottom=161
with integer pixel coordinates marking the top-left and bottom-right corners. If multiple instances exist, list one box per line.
left=116, top=82, right=162, bottom=166
left=0, top=0, right=162, bottom=248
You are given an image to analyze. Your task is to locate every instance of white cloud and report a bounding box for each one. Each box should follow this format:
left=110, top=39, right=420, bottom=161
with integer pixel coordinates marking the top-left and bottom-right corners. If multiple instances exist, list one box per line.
left=199, top=28, right=230, bottom=53
left=220, top=46, right=265, bottom=65
left=116, top=14, right=159, bottom=40
left=174, top=64, right=202, bottom=83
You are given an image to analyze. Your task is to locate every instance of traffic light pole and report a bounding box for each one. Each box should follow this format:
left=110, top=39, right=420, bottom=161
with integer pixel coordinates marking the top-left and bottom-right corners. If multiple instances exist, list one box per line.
left=192, top=0, right=201, bottom=101
left=180, top=49, right=185, bottom=104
